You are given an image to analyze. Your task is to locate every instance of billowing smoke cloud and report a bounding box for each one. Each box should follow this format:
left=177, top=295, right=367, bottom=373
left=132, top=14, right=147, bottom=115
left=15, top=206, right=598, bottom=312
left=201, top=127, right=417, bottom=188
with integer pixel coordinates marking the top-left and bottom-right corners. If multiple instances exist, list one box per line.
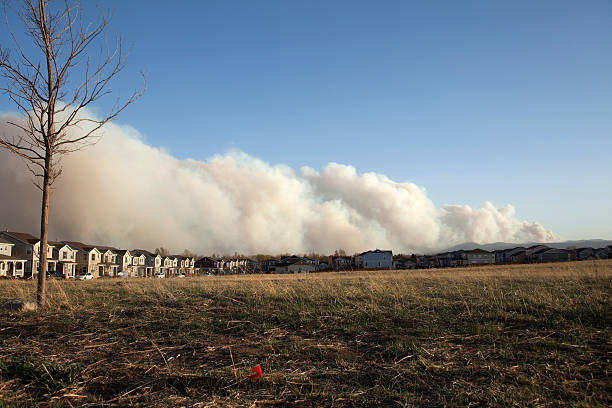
left=0, top=112, right=557, bottom=254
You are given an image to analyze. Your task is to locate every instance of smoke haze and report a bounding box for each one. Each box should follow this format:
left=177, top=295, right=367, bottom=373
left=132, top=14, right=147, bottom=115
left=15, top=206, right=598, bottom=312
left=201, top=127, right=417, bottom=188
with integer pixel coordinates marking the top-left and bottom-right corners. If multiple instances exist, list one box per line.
left=0, top=113, right=557, bottom=255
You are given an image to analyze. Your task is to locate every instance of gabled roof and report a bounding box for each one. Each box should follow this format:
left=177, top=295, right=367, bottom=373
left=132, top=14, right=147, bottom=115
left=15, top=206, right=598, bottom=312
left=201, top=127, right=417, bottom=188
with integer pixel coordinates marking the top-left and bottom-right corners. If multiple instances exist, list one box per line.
left=526, top=244, right=548, bottom=249
left=540, top=248, right=568, bottom=254
left=357, top=249, right=392, bottom=256
left=133, top=249, right=155, bottom=256
left=62, top=241, right=112, bottom=253
left=465, top=249, right=491, bottom=254
left=96, top=245, right=119, bottom=252
left=62, top=241, right=97, bottom=251
left=196, top=256, right=214, bottom=262
left=281, top=255, right=301, bottom=260
left=4, top=231, right=39, bottom=245
left=0, top=237, right=14, bottom=245
left=60, top=242, right=83, bottom=252
left=131, top=250, right=153, bottom=258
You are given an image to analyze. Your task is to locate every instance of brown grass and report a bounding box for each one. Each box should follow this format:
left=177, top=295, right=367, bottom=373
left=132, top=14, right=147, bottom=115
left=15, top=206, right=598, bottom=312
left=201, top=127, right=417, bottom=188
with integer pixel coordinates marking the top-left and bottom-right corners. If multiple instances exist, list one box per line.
left=0, top=260, right=610, bottom=407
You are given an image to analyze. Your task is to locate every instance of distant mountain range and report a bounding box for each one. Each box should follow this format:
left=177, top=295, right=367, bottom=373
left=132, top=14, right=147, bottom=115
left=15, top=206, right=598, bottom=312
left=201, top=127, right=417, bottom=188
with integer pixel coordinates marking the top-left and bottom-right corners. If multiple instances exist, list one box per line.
left=442, top=239, right=612, bottom=253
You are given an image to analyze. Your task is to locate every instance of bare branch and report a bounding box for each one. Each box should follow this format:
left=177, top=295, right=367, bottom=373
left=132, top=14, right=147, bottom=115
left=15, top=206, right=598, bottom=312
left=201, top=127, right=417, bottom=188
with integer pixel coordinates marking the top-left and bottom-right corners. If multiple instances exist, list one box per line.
left=0, top=0, right=143, bottom=305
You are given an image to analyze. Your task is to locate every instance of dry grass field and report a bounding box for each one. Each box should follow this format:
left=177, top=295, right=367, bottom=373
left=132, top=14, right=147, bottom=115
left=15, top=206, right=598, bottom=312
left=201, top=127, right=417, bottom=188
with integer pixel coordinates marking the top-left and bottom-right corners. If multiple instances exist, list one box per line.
left=0, top=261, right=610, bottom=407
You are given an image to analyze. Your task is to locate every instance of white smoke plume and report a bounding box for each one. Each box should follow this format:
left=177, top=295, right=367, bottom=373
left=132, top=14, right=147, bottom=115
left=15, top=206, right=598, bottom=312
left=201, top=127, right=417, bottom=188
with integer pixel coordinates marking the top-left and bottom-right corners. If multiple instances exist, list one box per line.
left=0, top=112, right=557, bottom=255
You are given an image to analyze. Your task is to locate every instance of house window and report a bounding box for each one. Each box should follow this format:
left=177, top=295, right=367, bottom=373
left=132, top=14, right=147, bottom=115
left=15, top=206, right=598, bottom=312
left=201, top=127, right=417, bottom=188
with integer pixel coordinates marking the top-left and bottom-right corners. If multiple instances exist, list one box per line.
left=62, top=252, right=67, bottom=259
left=91, top=254, right=95, bottom=261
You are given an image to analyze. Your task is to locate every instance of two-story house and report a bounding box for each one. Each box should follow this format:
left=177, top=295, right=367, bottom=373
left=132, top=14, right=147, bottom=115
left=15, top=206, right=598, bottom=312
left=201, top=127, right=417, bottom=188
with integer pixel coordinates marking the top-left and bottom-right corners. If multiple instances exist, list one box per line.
left=0, top=237, right=27, bottom=278
left=115, top=250, right=134, bottom=276
left=331, top=256, right=353, bottom=270
left=0, top=231, right=61, bottom=277
left=131, top=250, right=157, bottom=277
left=99, top=247, right=120, bottom=277
left=194, top=257, right=216, bottom=274
left=354, top=249, right=393, bottom=270
left=55, top=242, right=79, bottom=278
left=117, top=249, right=138, bottom=277
left=162, top=256, right=176, bottom=276
left=63, top=241, right=103, bottom=277
left=463, top=249, right=495, bottom=265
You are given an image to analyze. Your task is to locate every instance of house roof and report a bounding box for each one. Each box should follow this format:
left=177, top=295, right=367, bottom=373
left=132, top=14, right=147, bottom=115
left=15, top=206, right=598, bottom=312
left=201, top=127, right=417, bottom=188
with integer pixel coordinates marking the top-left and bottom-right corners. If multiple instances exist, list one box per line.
left=275, top=258, right=307, bottom=267
left=96, top=245, right=119, bottom=252
left=280, top=256, right=304, bottom=263
left=0, top=237, right=14, bottom=245
left=5, top=231, right=39, bottom=245
left=540, top=248, right=568, bottom=254
left=0, top=254, right=27, bottom=261
left=131, top=250, right=152, bottom=258
left=505, top=247, right=526, bottom=255
left=357, top=249, right=392, bottom=256
left=532, top=248, right=552, bottom=255
left=62, top=241, right=91, bottom=251
left=467, top=248, right=491, bottom=254
left=62, top=241, right=112, bottom=252
left=60, top=242, right=81, bottom=252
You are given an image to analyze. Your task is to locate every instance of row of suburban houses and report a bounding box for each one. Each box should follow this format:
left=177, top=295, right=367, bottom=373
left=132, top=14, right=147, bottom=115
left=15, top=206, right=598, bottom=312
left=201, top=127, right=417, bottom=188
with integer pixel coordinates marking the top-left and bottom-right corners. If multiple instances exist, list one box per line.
left=0, top=231, right=395, bottom=279
left=194, top=250, right=394, bottom=274
left=0, top=231, right=195, bottom=279
left=1, top=229, right=610, bottom=279
left=392, top=245, right=612, bottom=270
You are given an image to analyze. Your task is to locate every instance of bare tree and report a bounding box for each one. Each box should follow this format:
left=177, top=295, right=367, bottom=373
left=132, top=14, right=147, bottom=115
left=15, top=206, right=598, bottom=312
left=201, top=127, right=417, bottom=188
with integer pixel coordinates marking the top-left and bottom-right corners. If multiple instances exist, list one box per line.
left=155, top=247, right=169, bottom=257
left=181, top=249, right=196, bottom=258
left=0, top=0, right=143, bottom=306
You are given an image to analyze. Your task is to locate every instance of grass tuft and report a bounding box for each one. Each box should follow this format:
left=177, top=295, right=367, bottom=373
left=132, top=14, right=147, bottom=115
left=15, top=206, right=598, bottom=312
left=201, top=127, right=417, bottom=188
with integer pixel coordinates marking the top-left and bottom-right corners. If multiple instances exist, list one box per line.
left=0, top=260, right=610, bottom=406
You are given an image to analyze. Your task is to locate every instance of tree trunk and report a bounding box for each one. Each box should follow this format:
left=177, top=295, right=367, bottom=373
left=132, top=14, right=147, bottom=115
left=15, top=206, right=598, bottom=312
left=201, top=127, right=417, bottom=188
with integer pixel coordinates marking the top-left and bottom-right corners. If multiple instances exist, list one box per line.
left=37, top=0, right=52, bottom=307
left=37, top=152, right=51, bottom=307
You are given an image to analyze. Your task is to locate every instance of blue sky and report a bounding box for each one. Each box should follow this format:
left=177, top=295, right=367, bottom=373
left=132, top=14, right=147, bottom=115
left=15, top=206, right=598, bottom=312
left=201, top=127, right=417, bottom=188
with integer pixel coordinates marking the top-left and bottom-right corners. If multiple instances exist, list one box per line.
left=2, top=0, right=611, bottom=240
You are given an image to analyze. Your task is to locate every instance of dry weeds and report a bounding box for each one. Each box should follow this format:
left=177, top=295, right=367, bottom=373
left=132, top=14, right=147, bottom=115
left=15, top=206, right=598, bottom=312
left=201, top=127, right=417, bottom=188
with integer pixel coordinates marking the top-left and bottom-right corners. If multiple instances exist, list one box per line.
left=0, top=260, right=610, bottom=407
